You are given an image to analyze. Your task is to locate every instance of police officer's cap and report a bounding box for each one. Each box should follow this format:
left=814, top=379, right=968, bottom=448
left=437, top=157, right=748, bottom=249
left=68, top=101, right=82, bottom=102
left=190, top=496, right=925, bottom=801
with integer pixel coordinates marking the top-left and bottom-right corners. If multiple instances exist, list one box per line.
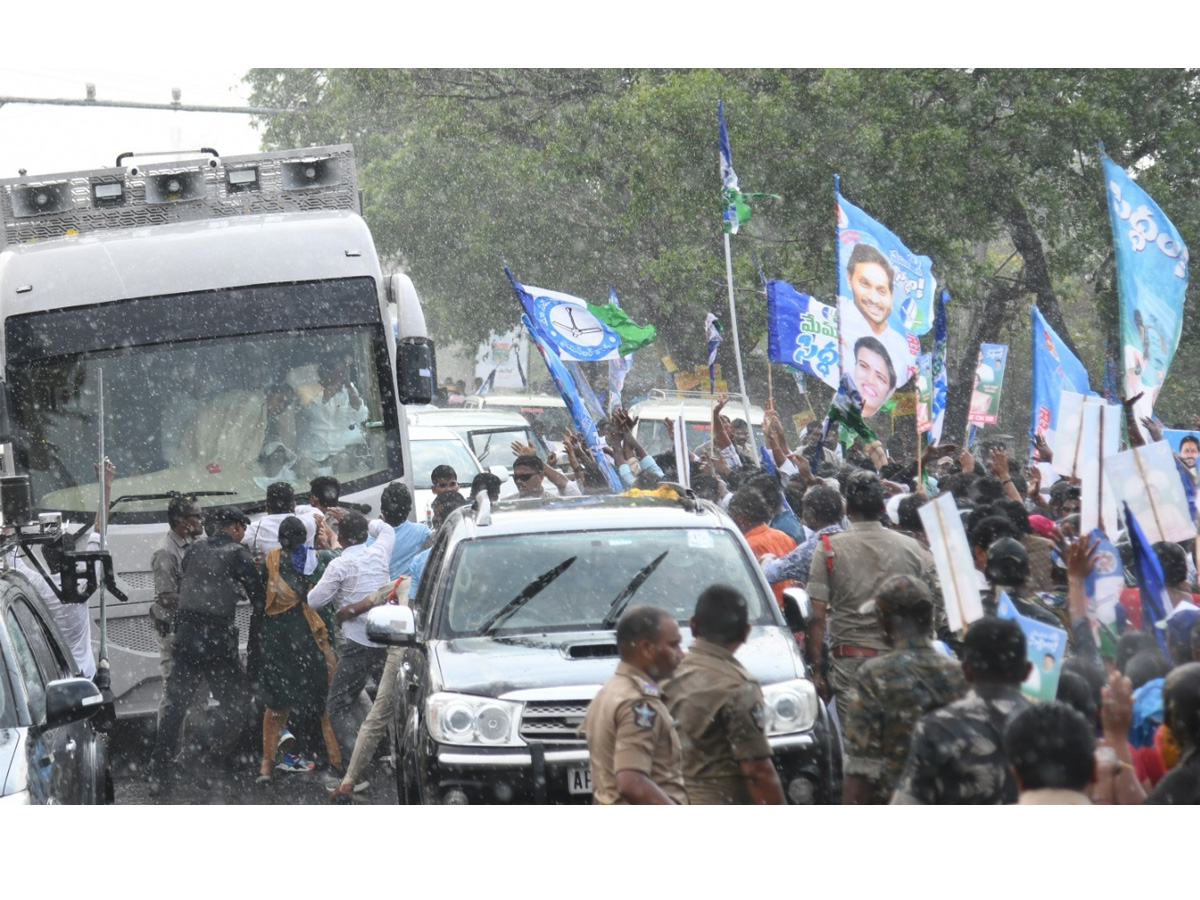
left=212, top=506, right=251, bottom=527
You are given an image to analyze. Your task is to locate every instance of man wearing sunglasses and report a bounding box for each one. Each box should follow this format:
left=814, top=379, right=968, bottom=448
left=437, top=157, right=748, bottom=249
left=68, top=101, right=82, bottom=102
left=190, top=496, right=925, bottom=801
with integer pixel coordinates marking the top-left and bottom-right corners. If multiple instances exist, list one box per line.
left=512, top=453, right=582, bottom=499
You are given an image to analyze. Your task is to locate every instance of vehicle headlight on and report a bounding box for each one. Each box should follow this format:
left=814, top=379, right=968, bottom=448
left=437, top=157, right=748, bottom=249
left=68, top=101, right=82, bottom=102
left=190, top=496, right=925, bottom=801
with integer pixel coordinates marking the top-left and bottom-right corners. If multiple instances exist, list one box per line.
left=761, top=679, right=818, bottom=735
left=426, top=693, right=524, bottom=746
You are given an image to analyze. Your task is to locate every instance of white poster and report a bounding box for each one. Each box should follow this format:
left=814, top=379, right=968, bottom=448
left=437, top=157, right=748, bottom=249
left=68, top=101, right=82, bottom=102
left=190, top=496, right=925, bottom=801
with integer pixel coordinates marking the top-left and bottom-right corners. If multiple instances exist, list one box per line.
left=1103, top=441, right=1197, bottom=544
left=475, top=328, right=528, bottom=392
left=918, top=492, right=984, bottom=633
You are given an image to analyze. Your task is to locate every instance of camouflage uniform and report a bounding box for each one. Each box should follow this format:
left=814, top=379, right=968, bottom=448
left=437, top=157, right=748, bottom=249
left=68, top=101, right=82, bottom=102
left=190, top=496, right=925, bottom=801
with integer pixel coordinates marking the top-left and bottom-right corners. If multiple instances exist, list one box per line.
left=842, top=636, right=968, bottom=804
left=806, top=521, right=944, bottom=724
left=891, top=684, right=1030, bottom=805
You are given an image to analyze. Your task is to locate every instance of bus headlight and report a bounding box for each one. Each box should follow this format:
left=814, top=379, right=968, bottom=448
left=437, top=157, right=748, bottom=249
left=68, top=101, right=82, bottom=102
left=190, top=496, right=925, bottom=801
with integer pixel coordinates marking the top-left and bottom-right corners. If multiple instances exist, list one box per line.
left=426, top=693, right=523, bottom=746
left=762, top=679, right=818, bottom=735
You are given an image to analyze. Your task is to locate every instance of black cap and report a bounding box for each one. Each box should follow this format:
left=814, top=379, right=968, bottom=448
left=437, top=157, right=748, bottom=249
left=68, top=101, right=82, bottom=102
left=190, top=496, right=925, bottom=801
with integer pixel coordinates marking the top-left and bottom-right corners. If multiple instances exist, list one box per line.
left=212, top=506, right=251, bottom=527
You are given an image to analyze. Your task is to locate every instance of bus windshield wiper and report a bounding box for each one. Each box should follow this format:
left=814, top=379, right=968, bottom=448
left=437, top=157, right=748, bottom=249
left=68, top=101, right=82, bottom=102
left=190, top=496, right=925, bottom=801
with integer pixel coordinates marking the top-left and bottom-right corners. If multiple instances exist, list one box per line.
left=480, top=556, right=578, bottom=635
left=602, top=551, right=669, bottom=629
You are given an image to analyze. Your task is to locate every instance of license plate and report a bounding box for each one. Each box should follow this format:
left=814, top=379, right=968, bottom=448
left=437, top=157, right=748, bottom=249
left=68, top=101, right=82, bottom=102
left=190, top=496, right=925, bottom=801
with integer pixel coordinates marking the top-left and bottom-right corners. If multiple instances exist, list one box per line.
left=567, top=765, right=592, bottom=795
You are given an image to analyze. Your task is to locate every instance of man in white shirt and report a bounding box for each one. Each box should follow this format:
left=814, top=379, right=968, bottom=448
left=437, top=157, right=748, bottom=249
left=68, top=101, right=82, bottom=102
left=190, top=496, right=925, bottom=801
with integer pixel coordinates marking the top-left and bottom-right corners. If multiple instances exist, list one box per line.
left=307, top=510, right=396, bottom=759
left=242, top=481, right=321, bottom=557
left=298, top=355, right=368, bottom=472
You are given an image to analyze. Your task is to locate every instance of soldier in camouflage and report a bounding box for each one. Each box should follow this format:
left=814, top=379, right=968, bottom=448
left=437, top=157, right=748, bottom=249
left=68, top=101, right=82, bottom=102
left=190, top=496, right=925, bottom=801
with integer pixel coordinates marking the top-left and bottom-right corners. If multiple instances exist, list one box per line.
left=891, top=617, right=1032, bottom=805
left=842, top=575, right=967, bottom=804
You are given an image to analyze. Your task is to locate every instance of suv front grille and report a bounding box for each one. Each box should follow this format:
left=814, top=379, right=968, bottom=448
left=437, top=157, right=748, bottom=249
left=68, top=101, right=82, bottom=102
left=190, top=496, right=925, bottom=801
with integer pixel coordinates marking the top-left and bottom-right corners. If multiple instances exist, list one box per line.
left=520, top=700, right=590, bottom=746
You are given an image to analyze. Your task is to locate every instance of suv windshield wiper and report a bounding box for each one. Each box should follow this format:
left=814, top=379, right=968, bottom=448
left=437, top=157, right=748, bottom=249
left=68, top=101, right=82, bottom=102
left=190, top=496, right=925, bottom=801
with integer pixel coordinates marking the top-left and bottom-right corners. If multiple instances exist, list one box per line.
left=602, top=551, right=669, bottom=628
left=479, top=556, right=578, bottom=635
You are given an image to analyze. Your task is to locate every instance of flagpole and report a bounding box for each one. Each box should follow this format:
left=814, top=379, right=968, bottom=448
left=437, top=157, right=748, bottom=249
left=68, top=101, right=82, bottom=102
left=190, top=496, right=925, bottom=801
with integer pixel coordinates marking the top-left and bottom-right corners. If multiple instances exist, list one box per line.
left=723, top=230, right=758, bottom=461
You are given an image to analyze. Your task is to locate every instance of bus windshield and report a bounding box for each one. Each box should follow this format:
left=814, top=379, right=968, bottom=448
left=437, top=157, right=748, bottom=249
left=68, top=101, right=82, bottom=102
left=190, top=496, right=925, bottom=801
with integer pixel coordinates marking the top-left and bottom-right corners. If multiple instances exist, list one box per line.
left=7, top=279, right=401, bottom=521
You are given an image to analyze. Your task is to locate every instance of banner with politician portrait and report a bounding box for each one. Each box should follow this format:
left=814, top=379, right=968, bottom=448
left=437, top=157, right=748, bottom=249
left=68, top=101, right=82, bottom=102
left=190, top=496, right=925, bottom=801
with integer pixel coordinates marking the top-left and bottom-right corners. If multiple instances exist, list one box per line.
left=966, top=343, right=1009, bottom=426
left=1102, top=149, right=1189, bottom=435
left=835, top=188, right=932, bottom=419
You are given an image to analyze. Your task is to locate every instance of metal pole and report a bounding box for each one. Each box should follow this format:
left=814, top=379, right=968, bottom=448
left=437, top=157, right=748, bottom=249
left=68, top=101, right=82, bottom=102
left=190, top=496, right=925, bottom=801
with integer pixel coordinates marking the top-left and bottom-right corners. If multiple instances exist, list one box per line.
left=723, top=231, right=758, bottom=461
left=96, top=369, right=108, bottom=675
left=0, top=95, right=292, bottom=116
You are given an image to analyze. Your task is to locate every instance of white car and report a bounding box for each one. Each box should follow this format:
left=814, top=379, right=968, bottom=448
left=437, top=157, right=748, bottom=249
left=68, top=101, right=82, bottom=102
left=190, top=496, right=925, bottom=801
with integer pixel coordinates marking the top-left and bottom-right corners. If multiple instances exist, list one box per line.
left=407, top=409, right=551, bottom=473
left=627, top=390, right=765, bottom=457
left=407, top=426, right=516, bottom=522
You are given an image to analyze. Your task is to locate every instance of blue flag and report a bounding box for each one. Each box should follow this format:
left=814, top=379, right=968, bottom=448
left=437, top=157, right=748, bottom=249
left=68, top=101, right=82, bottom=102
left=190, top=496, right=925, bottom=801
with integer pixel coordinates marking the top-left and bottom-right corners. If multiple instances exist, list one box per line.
left=1102, top=148, right=1189, bottom=431
left=835, top=185, right=930, bottom=416
left=1030, top=306, right=1093, bottom=456
left=521, top=313, right=623, bottom=493
left=1123, top=503, right=1171, bottom=659
left=930, top=290, right=950, bottom=445
left=766, top=280, right=839, bottom=389
left=705, top=313, right=723, bottom=393
left=564, top=359, right=607, bottom=424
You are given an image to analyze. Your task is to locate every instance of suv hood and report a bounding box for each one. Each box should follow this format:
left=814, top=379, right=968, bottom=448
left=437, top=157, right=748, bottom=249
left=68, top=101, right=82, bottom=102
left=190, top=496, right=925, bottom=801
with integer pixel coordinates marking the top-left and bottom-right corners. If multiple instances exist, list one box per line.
left=432, top=626, right=805, bottom=698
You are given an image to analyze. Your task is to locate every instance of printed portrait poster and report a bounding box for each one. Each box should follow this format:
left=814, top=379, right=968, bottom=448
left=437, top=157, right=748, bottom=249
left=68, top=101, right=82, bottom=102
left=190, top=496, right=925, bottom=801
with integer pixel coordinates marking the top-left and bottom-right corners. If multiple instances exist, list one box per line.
left=1104, top=441, right=1198, bottom=544
left=835, top=194, right=930, bottom=421
left=997, top=592, right=1067, bottom=703
left=966, top=343, right=1009, bottom=426
left=915, top=353, right=933, bottom=434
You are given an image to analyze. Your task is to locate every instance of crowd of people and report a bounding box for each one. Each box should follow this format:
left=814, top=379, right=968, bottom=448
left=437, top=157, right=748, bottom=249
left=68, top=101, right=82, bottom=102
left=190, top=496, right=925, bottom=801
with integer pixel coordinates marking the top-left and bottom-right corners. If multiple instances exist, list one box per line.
left=578, top=394, right=1200, bottom=804
left=131, top=384, right=1200, bottom=806
left=144, top=468, right=486, bottom=801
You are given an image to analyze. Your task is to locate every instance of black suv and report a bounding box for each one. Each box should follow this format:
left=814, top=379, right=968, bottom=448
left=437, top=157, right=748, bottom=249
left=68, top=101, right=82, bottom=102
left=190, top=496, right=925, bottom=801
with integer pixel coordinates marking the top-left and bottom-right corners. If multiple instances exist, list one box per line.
left=369, top=494, right=840, bottom=811
left=367, top=493, right=841, bottom=804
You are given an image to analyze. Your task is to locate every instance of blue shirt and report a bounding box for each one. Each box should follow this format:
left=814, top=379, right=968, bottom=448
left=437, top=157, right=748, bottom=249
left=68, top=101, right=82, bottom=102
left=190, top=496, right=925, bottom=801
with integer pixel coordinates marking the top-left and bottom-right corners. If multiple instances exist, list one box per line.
left=408, top=549, right=431, bottom=599
left=770, top=507, right=805, bottom=543
left=366, top=521, right=431, bottom=580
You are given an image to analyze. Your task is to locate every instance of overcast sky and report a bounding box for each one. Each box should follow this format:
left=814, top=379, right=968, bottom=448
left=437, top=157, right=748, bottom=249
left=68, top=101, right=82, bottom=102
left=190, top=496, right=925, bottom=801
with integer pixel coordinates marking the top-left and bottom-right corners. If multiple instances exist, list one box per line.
left=0, top=65, right=262, bottom=177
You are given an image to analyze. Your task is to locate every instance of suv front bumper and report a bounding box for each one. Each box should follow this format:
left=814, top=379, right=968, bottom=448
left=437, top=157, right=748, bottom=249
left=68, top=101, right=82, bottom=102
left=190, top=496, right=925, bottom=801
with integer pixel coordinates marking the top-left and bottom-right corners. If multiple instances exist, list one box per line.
left=422, top=731, right=831, bottom=804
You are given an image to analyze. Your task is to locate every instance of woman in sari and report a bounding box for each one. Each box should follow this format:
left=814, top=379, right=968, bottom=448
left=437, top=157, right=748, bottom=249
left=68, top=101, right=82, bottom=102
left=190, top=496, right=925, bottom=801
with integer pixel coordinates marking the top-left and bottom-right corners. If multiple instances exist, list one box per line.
left=256, top=516, right=343, bottom=781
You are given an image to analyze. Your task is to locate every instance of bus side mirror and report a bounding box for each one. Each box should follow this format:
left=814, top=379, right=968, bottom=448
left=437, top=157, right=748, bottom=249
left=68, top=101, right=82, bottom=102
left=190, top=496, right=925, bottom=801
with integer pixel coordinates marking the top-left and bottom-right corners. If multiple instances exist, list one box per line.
left=0, top=380, right=13, bottom=444
left=397, top=337, right=435, bottom=406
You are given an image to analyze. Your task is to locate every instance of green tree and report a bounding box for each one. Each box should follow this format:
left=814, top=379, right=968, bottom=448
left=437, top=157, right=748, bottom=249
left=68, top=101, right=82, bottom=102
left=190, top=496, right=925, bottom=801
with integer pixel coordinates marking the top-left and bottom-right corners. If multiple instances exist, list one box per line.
left=245, top=68, right=1200, bottom=438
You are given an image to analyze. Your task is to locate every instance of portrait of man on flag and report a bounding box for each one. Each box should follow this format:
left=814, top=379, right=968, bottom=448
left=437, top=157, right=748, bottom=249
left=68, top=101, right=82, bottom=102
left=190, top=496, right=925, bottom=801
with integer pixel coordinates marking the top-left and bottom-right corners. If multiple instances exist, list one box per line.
left=834, top=191, right=931, bottom=420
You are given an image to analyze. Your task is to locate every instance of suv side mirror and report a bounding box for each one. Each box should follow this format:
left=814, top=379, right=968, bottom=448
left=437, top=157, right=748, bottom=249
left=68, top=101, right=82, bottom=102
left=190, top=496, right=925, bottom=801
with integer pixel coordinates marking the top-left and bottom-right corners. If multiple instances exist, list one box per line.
left=782, top=587, right=813, bottom=632
left=366, top=605, right=417, bottom=646
left=43, top=677, right=104, bottom=729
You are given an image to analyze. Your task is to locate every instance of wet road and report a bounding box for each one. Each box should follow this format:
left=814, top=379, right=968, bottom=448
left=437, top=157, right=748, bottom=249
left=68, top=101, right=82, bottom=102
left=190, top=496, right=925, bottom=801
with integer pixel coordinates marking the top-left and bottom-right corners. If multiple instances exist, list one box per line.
left=109, top=719, right=398, bottom=805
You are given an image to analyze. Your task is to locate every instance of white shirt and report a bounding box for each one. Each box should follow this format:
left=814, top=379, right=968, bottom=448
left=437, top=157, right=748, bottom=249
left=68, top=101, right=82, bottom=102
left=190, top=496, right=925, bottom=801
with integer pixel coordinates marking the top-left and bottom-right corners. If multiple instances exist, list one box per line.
left=242, top=505, right=321, bottom=555
left=300, top=386, right=369, bottom=459
left=6, top=534, right=99, bottom=678
left=307, top=519, right=396, bottom=648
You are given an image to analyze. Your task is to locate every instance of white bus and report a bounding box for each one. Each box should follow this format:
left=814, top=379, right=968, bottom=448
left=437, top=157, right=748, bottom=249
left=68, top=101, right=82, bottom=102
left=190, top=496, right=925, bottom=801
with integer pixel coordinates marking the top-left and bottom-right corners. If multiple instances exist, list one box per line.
left=0, top=145, right=434, bottom=718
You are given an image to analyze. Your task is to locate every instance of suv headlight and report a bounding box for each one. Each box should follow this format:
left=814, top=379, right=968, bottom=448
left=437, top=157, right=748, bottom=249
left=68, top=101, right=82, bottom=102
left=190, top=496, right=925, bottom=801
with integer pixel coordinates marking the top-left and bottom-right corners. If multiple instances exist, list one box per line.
left=761, top=679, right=818, bottom=735
left=426, top=693, right=524, bottom=746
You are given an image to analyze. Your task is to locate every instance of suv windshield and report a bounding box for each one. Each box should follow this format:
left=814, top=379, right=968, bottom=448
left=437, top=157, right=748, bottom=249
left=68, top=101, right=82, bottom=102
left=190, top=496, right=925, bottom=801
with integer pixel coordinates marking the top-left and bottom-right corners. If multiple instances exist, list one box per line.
left=7, top=279, right=401, bottom=520
left=438, top=528, right=776, bottom=637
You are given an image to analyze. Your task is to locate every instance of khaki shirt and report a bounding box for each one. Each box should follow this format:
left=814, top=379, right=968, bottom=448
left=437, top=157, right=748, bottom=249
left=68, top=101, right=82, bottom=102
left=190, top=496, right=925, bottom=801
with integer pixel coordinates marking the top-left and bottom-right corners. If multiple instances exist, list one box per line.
left=583, top=661, right=687, bottom=805
left=665, top=639, right=773, bottom=805
left=807, top=521, right=941, bottom=652
left=151, top=528, right=192, bottom=610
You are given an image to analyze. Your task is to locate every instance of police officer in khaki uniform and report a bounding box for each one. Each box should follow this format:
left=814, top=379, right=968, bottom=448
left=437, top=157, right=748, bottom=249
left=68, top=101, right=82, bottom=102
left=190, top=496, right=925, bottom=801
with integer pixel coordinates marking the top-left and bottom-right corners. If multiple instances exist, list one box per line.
left=806, top=469, right=943, bottom=725
left=583, top=606, right=687, bottom=804
left=666, top=585, right=785, bottom=804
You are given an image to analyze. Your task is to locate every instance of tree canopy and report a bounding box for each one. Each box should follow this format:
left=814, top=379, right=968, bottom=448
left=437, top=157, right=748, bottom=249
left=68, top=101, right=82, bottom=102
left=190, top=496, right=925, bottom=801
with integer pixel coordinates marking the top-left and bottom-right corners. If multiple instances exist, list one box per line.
left=246, top=68, right=1200, bottom=439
